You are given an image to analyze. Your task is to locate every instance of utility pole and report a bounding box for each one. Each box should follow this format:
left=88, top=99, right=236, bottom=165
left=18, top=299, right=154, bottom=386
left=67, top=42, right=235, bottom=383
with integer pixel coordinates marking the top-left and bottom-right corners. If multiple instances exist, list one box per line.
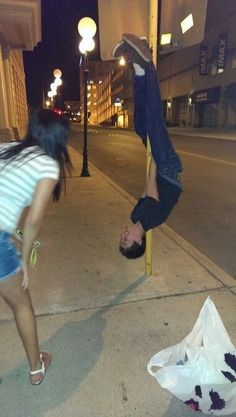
left=145, top=0, right=159, bottom=276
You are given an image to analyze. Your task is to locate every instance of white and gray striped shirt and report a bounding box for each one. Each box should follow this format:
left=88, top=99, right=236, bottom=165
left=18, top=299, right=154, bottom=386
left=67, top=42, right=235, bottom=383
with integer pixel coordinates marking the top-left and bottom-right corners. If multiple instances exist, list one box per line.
left=0, top=142, right=59, bottom=233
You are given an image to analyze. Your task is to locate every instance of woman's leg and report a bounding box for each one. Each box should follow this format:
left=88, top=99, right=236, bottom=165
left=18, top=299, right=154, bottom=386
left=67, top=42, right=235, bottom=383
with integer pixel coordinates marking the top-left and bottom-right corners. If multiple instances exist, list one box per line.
left=0, top=273, right=50, bottom=383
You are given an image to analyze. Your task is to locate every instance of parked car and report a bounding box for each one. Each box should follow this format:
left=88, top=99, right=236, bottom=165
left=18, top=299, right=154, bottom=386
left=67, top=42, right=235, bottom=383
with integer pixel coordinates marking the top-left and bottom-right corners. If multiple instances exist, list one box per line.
left=69, top=112, right=81, bottom=123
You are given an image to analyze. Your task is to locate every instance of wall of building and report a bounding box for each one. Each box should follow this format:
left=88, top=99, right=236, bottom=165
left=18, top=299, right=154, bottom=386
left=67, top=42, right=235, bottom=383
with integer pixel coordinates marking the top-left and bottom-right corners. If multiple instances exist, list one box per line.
left=158, top=0, right=236, bottom=128
left=0, top=0, right=41, bottom=141
left=0, top=47, right=29, bottom=140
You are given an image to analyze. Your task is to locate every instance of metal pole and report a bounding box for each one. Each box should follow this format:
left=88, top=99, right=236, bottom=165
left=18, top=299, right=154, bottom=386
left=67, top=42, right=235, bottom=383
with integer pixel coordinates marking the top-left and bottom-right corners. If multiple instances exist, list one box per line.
left=80, top=53, right=90, bottom=177
left=145, top=0, right=159, bottom=276
left=123, top=101, right=125, bottom=127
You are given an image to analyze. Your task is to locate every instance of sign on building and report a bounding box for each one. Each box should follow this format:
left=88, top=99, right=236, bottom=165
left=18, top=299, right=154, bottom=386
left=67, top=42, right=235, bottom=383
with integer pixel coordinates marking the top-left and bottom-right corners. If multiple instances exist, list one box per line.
left=217, top=33, right=227, bottom=70
left=191, top=86, right=221, bottom=104
left=199, top=46, right=208, bottom=75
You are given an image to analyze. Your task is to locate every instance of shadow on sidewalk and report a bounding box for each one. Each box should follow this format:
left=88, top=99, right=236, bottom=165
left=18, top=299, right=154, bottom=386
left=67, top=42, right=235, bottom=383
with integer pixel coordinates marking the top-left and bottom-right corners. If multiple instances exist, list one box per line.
left=0, top=274, right=148, bottom=417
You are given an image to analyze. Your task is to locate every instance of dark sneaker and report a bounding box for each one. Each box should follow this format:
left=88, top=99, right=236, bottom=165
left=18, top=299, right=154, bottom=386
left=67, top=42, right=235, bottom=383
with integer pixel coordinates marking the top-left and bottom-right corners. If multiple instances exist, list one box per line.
left=112, top=40, right=127, bottom=59
left=112, top=36, right=152, bottom=68
left=123, top=33, right=152, bottom=63
left=112, top=41, right=146, bottom=68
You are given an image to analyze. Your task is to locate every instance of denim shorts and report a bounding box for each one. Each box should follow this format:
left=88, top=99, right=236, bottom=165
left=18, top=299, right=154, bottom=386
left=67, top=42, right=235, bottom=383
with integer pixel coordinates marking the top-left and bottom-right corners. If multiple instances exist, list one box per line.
left=0, top=231, right=22, bottom=281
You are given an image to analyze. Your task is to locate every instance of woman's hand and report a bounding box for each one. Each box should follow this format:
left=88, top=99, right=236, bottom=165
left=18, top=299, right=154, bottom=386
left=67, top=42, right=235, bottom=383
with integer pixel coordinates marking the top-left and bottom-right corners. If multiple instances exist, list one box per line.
left=21, top=262, right=29, bottom=290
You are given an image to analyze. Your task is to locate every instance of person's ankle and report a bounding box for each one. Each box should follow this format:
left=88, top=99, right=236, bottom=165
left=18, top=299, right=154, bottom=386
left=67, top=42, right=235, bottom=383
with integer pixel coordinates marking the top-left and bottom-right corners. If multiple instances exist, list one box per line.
left=31, top=357, right=41, bottom=371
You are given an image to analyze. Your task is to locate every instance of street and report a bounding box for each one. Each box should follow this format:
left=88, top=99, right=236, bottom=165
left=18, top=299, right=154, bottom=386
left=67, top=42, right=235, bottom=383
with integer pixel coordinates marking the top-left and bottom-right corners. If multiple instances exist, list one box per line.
left=70, top=124, right=236, bottom=278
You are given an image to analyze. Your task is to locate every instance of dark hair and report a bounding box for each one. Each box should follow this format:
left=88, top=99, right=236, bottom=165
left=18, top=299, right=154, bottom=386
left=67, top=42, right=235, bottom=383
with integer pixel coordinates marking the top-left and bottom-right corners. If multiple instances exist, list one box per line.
left=119, top=235, right=146, bottom=259
left=0, top=108, right=72, bottom=200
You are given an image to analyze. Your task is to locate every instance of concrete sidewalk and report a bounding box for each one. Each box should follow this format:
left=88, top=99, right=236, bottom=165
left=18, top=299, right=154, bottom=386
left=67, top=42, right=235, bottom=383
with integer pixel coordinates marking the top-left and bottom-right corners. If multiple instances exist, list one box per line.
left=0, top=147, right=236, bottom=417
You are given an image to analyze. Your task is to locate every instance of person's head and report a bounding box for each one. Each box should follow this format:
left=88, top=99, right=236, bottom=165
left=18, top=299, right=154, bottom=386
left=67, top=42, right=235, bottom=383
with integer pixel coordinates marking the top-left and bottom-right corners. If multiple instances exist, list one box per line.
left=25, top=108, right=70, bottom=159
left=119, top=224, right=146, bottom=259
left=0, top=108, right=72, bottom=200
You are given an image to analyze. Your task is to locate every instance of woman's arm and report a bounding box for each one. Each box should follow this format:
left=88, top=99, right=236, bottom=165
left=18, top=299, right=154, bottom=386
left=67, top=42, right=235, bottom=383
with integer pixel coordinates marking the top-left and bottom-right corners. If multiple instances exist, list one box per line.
left=21, top=178, right=57, bottom=289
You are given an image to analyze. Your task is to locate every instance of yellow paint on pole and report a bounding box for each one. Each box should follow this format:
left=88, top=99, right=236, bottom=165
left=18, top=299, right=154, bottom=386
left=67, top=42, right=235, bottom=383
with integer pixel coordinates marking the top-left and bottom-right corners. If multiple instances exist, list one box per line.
left=145, top=140, right=152, bottom=275
left=149, top=0, right=158, bottom=65
left=145, top=0, right=158, bottom=276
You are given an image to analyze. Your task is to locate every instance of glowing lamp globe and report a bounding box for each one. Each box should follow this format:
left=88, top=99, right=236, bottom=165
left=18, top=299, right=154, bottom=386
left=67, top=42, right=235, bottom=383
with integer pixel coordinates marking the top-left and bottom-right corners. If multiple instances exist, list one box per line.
left=79, top=37, right=95, bottom=54
left=78, top=17, right=97, bottom=39
left=50, top=82, right=57, bottom=91
left=54, top=78, right=62, bottom=87
left=53, top=68, right=62, bottom=79
left=79, top=39, right=87, bottom=54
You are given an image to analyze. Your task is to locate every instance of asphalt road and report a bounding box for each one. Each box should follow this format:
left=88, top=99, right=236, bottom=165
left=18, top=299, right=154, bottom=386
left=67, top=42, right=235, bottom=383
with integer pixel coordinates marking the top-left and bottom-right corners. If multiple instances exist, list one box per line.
left=69, top=125, right=236, bottom=278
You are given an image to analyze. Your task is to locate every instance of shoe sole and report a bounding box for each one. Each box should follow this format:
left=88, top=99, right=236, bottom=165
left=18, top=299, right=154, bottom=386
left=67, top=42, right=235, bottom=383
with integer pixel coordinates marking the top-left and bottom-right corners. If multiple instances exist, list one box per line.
left=123, top=33, right=152, bottom=62
left=112, top=41, right=125, bottom=58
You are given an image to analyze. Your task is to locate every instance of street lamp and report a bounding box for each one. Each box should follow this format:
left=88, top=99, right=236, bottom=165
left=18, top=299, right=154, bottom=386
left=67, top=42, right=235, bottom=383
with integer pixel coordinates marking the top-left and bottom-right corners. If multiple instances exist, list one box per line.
left=52, top=68, right=63, bottom=111
left=78, top=17, right=97, bottom=177
left=47, top=69, right=63, bottom=109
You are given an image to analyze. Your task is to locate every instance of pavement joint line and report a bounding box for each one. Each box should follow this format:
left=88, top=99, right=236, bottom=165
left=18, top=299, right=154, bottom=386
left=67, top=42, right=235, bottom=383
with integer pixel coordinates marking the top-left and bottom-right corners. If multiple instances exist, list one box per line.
left=69, top=146, right=235, bottom=286
left=0, top=285, right=230, bottom=325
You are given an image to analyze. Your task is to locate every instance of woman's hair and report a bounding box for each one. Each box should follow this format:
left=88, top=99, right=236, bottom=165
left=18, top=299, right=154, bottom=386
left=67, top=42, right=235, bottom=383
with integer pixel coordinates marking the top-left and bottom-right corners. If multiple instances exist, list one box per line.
left=119, top=235, right=146, bottom=259
left=0, top=108, right=72, bottom=200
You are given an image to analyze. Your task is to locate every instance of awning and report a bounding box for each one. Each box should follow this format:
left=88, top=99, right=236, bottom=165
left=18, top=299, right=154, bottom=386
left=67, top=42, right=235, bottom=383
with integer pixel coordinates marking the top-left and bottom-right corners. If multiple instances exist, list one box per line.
left=0, top=0, right=41, bottom=50
left=191, top=86, right=221, bottom=104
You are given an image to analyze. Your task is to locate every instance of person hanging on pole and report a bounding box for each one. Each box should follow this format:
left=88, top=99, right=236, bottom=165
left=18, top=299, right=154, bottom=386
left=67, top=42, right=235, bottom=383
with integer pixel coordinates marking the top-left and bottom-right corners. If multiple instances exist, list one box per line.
left=112, top=34, right=183, bottom=259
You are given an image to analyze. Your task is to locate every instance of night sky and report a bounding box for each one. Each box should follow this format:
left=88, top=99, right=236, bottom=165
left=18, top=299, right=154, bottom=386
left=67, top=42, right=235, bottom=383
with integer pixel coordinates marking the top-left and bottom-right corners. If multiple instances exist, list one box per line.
left=23, top=0, right=100, bottom=109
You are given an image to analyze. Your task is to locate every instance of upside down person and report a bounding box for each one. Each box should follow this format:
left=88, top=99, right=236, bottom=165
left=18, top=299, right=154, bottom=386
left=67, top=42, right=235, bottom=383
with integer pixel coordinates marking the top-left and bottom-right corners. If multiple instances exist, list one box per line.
left=112, top=33, right=183, bottom=259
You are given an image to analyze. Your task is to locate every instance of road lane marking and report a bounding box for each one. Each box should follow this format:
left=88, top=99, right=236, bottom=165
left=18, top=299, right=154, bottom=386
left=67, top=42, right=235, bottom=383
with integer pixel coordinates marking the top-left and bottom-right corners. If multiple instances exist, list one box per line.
left=178, top=149, right=236, bottom=167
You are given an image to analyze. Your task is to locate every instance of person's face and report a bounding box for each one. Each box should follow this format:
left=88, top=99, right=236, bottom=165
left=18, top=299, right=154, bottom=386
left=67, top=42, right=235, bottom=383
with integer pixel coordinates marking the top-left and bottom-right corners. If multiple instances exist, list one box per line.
left=120, top=225, right=142, bottom=249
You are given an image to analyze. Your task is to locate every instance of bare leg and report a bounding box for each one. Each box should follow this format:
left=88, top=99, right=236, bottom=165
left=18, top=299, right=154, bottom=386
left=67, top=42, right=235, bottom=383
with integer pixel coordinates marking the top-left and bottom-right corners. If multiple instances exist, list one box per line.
left=0, top=272, right=50, bottom=383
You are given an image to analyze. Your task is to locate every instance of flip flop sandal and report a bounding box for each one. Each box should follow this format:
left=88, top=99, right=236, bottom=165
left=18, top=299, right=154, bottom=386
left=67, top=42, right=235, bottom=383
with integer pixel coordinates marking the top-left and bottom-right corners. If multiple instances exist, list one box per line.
left=30, top=352, right=52, bottom=385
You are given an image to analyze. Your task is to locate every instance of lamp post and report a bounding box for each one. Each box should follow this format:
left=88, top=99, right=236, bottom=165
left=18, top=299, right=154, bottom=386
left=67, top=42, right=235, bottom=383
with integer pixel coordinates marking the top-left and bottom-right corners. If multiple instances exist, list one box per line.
left=52, top=68, right=63, bottom=112
left=78, top=17, right=97, bottom=177
left=47, top=69, right=63, bottom=111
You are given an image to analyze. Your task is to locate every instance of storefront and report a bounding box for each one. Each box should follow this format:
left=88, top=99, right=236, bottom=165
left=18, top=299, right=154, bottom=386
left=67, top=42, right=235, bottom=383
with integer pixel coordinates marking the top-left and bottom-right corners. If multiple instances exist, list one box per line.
left=170, top=95, right=188, bottom=127
left=191, top=86, right=221, bottom=127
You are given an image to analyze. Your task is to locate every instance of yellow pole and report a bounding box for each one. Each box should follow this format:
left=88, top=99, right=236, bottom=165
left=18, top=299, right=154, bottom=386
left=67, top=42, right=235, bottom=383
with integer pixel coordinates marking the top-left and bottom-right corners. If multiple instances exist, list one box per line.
left=145, top=0, right=158, bottom=275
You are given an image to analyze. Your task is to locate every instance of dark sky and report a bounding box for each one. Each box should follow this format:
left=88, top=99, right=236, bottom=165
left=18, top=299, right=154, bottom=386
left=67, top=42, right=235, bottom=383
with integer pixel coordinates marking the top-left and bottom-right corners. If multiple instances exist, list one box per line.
left=23, top=0, right=100, bottom=109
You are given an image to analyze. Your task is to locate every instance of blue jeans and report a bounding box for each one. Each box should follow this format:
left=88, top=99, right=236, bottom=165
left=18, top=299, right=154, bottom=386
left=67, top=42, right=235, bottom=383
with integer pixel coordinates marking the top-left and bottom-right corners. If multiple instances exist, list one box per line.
left=133, top=62, right=182, bottom=182
left=0, top=232, right=22, bottom=281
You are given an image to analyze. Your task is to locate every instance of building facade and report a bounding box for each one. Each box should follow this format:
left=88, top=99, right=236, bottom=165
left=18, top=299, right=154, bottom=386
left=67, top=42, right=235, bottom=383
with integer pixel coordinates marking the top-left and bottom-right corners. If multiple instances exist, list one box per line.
left=81, top=0, right=236, bottom=131
left=84, top=60, right=134, bottom=128
left=158, top=0, right=236, bottom=128
left=0, top=0, right=41, bottom=141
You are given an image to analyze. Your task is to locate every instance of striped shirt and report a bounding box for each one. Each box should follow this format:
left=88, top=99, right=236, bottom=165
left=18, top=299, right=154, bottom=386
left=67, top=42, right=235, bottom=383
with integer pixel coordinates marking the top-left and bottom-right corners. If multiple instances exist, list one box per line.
left=0, top=142, right=59, bottom=233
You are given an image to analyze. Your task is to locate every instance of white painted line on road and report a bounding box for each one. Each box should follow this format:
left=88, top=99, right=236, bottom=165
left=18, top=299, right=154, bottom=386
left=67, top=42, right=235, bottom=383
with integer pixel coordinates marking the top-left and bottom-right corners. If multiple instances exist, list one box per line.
left=178, top=150, right=236, bottom=167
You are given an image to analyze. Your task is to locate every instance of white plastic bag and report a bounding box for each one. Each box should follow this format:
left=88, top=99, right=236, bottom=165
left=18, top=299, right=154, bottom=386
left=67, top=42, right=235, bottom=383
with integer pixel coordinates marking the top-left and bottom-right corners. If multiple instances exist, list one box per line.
left=147, top=297, right=236, bottom=415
